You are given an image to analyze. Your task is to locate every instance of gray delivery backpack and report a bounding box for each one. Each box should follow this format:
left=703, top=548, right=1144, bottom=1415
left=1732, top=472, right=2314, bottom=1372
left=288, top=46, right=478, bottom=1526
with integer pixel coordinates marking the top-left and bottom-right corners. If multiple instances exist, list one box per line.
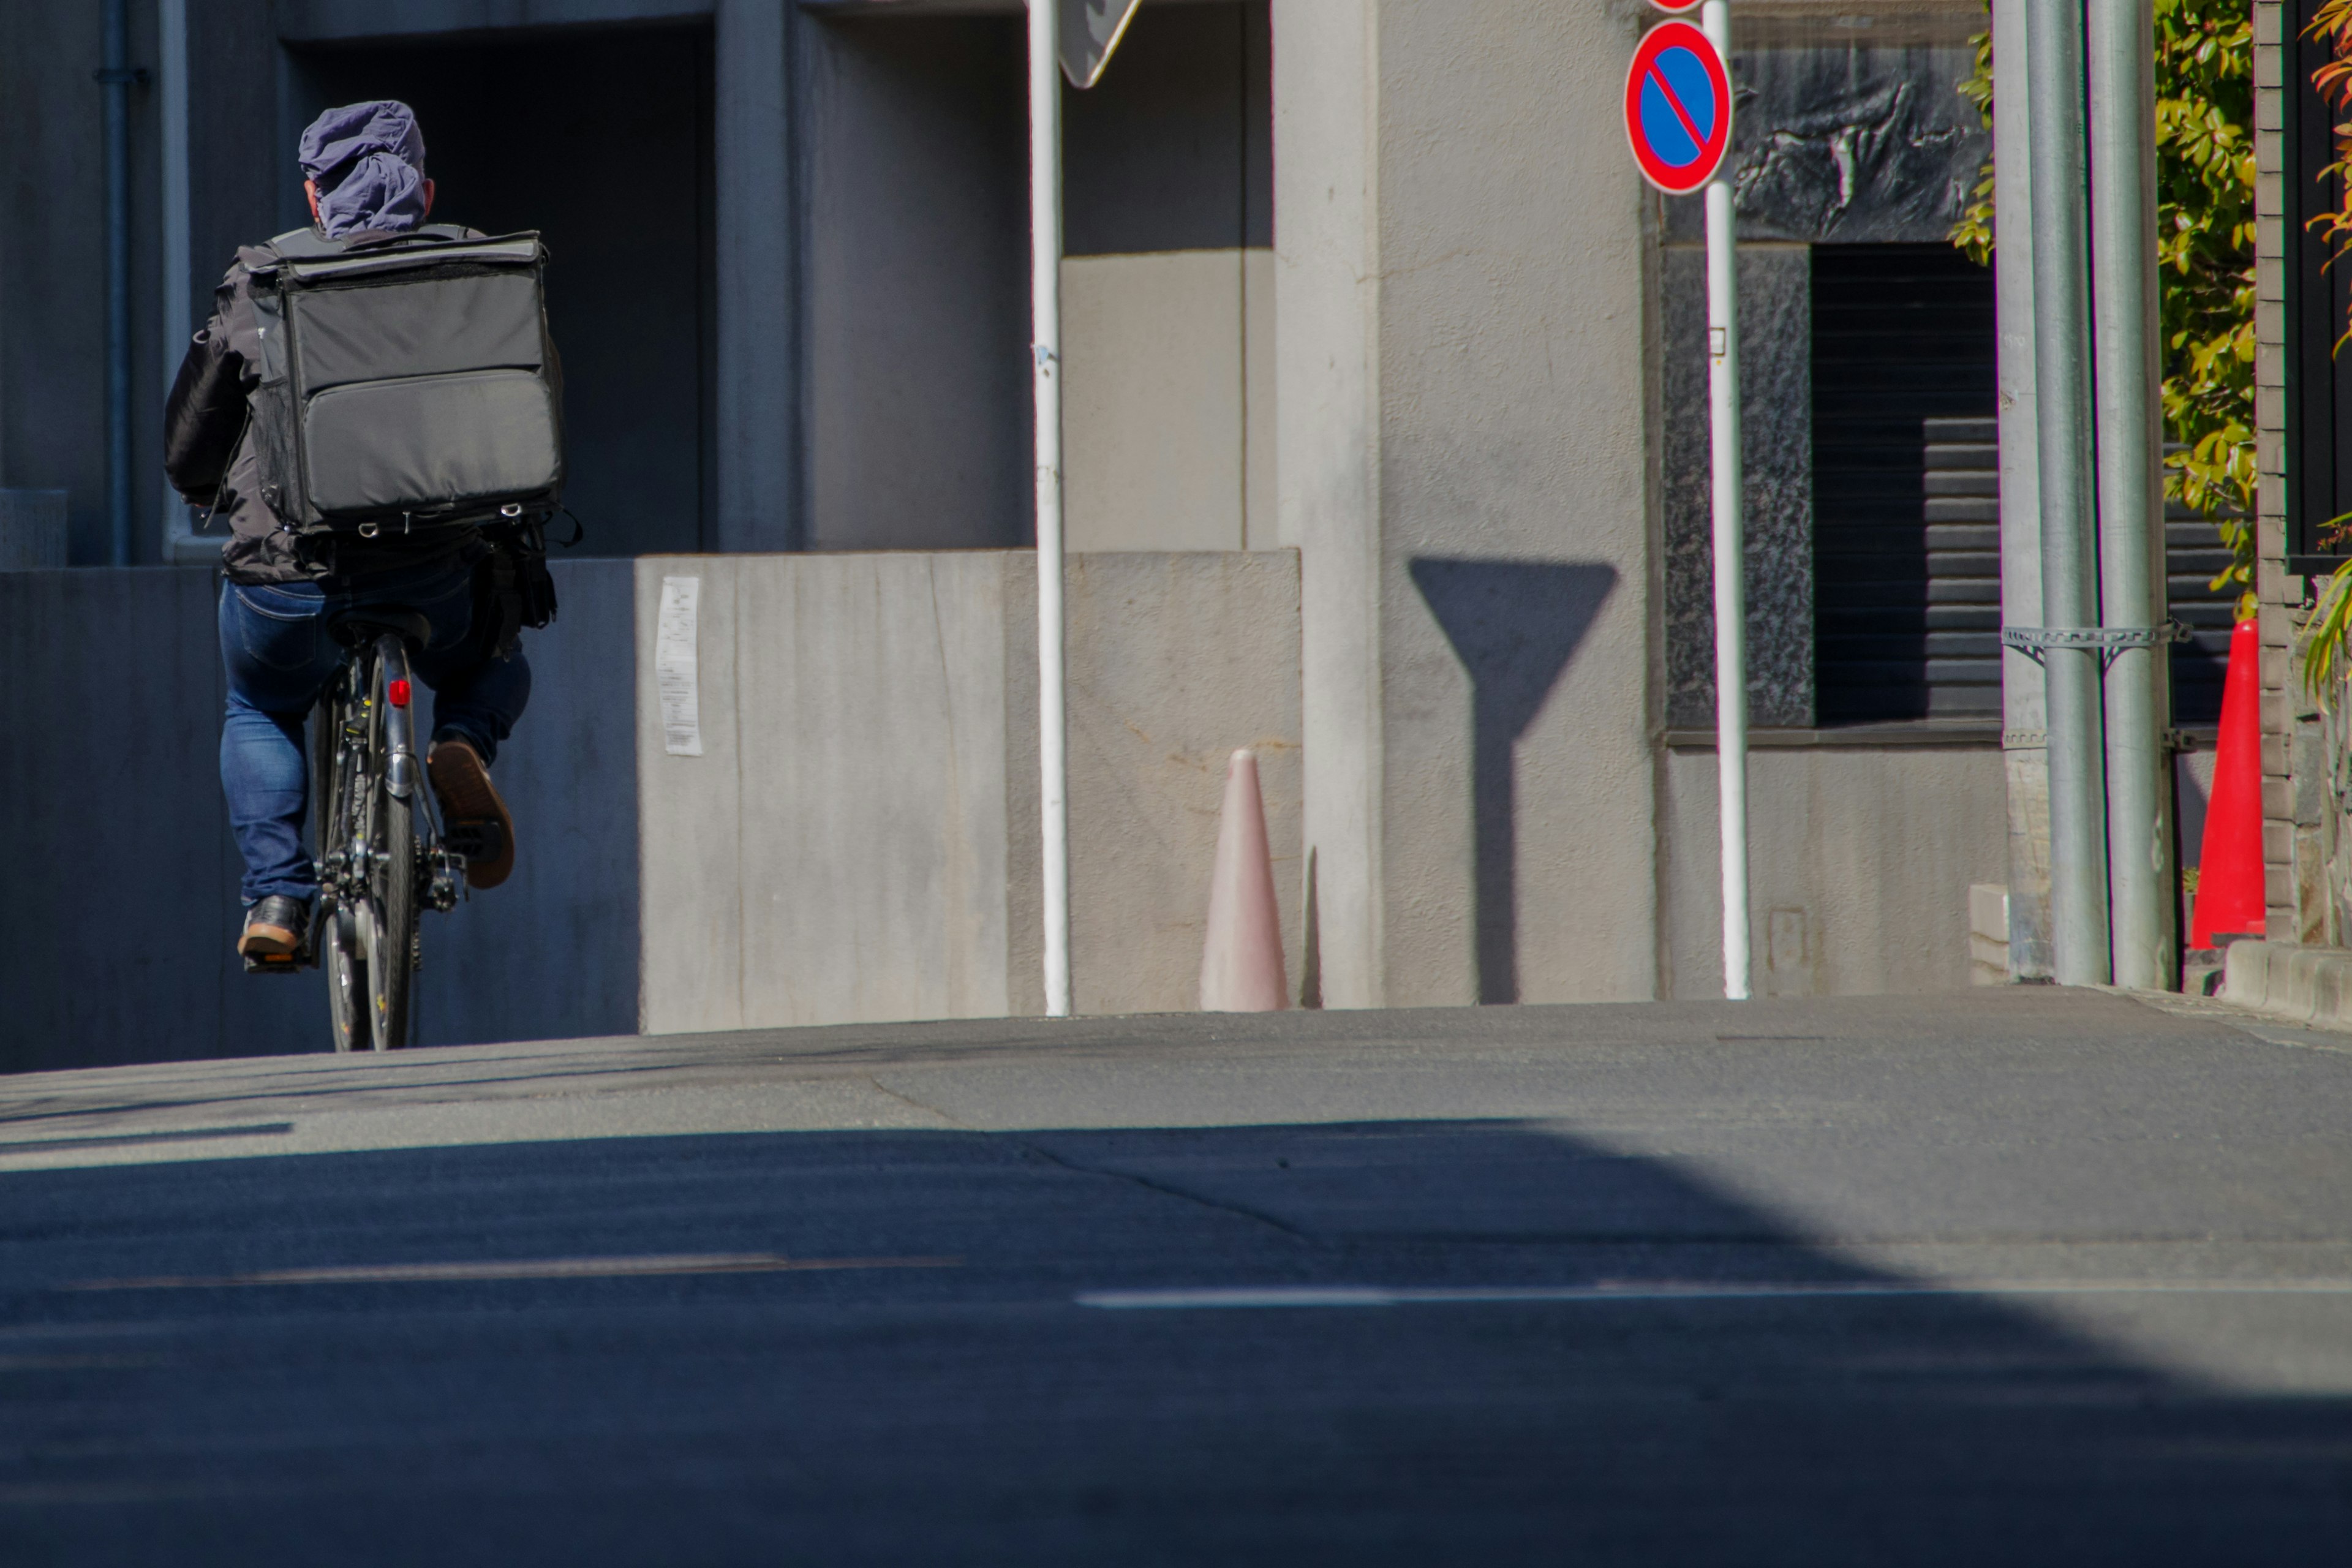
left=246, top=224, right=564, bottom=540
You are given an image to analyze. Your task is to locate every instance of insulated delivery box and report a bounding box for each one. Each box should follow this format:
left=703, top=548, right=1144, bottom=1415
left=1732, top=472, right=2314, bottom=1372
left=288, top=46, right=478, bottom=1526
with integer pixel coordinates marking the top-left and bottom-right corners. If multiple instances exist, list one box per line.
left=248, top=227, right=564, bottom=538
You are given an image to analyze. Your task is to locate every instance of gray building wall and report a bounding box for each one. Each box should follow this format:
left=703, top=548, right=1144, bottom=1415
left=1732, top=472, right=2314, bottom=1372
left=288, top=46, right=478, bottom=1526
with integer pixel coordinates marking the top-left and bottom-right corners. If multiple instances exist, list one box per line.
left=801, top=1, right=1275, bottom=555
left=799, top=11, right=1032, bottom=551
left=1277, top=0, right=1659, bottom=1009
left=0, top=0, right=2022, bottom=1071
left=0, top=1, right=165, bottom=564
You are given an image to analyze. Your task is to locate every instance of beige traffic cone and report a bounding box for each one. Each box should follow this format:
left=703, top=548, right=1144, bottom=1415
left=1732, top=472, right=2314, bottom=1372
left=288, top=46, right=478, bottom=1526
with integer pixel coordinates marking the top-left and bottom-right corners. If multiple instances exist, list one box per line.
left=1200, top=748, right=1289, bottom=1011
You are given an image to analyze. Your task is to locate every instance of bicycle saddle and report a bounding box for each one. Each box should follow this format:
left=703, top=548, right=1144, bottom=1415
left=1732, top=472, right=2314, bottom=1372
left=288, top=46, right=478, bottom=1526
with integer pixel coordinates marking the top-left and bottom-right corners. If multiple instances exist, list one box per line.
left=326, top=606, right=434, bottom=650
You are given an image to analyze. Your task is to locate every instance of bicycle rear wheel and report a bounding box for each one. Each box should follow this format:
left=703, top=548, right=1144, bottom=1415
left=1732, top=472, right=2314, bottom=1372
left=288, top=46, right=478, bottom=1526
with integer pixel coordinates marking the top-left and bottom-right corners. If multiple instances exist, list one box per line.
left=317, top=681, right=368, bottom=1054
left=316, top=645, right=420, bottom=1054
left=368, top=774, right=417, bottom=1052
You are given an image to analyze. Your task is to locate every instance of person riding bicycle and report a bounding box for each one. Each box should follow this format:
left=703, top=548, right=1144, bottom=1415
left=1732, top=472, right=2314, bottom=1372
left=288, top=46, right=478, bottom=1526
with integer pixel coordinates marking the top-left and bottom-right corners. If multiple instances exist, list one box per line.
left=163, top=102, right=531, bottom=964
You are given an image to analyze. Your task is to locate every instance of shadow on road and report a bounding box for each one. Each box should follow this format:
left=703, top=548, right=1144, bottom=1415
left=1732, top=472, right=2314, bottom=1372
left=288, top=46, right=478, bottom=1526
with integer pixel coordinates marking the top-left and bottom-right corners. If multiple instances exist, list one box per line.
left=3, top=1117, right=2346, bottom=1563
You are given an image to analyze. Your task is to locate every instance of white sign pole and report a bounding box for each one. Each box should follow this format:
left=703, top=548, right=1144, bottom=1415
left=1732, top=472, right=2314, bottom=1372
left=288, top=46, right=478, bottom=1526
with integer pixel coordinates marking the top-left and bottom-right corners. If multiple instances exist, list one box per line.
left=1028, top=0, right=1074, bottom=1018
left=1700, top=0, right=1750, bottom=1000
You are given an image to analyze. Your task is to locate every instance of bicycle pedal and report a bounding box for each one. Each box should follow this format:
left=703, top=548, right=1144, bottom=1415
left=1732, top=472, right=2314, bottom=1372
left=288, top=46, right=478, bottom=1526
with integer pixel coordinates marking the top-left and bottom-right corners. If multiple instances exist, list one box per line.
left=243, top=951, right=309, bottom=976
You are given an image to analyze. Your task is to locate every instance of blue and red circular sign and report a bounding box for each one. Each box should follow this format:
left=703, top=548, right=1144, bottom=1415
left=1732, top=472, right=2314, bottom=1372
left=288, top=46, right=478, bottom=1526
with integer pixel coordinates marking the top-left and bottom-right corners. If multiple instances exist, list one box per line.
left=1624, top=21, right=1732, bottom=195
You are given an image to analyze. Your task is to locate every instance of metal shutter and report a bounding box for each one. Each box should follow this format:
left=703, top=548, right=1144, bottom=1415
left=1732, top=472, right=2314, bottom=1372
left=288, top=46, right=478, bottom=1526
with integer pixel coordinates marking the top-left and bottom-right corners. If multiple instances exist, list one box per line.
left=2165, top=479, right=2236, bottom=728
left=1810, top=246, right=2232, bottom=727
left=1811, top=245, right=2000, bottom=724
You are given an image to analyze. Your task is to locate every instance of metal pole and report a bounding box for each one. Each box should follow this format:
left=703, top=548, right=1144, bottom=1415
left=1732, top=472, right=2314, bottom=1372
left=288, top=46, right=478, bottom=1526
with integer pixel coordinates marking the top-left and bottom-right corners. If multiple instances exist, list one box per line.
left=2087, top=0, right=2174, bottom=989
left=1993, top=0, right=2054, bottom=982
left=1700, top=0, right=1751, bottom=1001
left=2024, top=0, right=2113, bottom=985
left=1028, top=0, right=1073, bottom=1017
left=103, top=0, right=133, bottom=567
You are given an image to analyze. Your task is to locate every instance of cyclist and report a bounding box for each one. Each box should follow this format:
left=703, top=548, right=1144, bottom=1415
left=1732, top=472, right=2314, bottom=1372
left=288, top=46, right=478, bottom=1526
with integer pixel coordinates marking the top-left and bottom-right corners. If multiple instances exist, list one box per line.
left=164, top=101, right=529, bottom=965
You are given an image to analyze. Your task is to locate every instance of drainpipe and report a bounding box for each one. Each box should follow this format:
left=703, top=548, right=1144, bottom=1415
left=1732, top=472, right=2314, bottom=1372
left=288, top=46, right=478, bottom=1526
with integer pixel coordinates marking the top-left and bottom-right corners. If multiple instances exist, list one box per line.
left=160, top=0, right=202, bottom=562
left=98, top=0, right=138, bottom=567
left=2087, top=0, right=2176, bottom=989
left=2023, top=0, right=2113, bottom=985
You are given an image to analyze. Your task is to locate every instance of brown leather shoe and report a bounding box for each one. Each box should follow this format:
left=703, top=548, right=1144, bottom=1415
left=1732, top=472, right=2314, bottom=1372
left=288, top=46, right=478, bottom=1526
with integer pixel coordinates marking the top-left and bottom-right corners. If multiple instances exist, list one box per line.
left=238, top=895, right=309, bottom=962
left=428, top=738, right=516, bottom=890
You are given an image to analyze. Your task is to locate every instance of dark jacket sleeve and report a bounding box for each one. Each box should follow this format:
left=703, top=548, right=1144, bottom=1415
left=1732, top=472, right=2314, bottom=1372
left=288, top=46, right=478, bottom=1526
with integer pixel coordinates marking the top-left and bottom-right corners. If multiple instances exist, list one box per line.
left=162, top=265, right=260, bottom=505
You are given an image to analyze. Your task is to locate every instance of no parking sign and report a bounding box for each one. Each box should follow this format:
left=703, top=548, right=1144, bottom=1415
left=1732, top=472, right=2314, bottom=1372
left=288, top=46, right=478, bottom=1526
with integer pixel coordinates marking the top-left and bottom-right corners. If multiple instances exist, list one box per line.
left=1627, top=4, right=1754, bottom=1002
left=1624, top=20, right=1732, bottom=195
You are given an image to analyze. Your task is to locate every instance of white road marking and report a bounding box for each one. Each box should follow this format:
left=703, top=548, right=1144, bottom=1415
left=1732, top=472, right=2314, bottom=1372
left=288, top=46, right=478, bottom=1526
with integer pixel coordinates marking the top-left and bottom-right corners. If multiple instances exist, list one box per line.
left=1077, top=1280, right=2352, bottom=1310
left=62, top=1253, right=962, bottom=1291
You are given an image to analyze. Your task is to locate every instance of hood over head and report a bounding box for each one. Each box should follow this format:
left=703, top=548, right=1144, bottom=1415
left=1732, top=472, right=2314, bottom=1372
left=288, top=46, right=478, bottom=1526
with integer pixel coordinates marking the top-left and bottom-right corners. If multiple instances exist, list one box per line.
left=298, top=100, right=429, bottom=239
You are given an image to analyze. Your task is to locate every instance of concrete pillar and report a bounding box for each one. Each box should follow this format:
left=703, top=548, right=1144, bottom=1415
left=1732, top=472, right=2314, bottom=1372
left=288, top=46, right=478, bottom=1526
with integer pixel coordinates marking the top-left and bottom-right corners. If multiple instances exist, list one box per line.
left=715, top=0, right=799, bottom=552
left=1274, top=0, right=1657, bottom=1007
left=1273, top=0, right=1382, bottom=1005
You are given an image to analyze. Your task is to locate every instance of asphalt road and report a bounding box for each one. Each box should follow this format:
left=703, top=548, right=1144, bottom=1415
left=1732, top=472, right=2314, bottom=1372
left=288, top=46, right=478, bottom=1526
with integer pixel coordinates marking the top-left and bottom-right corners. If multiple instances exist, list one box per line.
left=4, top=989, right=2352, bottom=1564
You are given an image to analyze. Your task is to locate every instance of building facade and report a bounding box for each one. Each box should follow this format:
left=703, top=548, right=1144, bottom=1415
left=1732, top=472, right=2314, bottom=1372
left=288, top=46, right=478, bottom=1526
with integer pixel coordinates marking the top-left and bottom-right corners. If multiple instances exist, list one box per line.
left=3, top=0, right=2231, bottom=1062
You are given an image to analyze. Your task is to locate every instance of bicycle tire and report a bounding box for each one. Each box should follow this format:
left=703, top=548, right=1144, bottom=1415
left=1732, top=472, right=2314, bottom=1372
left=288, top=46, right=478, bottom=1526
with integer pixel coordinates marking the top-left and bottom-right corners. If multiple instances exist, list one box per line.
left=368, top=655, right=418, bottom=1054
left=316, top=673, right=368, bottom=1054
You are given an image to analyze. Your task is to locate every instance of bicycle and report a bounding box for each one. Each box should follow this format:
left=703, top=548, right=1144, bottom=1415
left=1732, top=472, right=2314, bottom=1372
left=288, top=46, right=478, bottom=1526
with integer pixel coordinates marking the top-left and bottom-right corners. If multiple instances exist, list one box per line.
left=291, top=609, right=470, bottom=1052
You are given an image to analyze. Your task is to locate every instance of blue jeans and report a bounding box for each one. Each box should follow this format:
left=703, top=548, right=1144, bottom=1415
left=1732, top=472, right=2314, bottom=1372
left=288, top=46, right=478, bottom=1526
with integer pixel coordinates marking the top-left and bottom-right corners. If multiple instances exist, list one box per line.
left=219, top=557, right=530, bottom=906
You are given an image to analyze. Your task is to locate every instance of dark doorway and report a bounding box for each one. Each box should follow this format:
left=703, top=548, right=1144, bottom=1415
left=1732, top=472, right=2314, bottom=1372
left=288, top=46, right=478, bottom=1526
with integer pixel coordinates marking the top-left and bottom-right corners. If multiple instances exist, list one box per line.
left=287, top=26, right=716, bottom=557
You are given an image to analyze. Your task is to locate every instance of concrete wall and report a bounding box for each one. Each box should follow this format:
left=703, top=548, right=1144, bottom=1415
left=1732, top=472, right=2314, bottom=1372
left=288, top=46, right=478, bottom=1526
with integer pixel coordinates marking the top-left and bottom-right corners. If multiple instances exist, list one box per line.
left=1276, top=0, right=1657, bottom=1008
left=1662, top=745, right=2008, bottom=998
left=0, top=560, right=640, bottom=1073
left=418, top=560, right=641, bottom=1049
left=1063, top=251, right=1276, bottom=552
left=0, top=568, right=307, bottom=1071
left=637, top=549, right=1303, bottom=1032
left=1029, top=551, right=1305, bottom=1016
left=1, top=551, right=1302, bottom=1069
left=635, top=551, right=1017, bottom=1032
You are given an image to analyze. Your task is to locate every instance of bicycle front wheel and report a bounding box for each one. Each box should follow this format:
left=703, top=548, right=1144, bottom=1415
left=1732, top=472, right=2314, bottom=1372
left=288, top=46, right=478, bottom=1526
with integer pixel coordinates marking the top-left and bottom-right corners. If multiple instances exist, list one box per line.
left=366, top=667, right=418, bottom=1054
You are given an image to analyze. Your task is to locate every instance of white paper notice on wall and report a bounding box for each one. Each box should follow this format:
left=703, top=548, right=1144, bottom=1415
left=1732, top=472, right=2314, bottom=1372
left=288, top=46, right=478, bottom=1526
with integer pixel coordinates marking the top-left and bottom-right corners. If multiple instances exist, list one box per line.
left=655, top=576, right=703, bottom=757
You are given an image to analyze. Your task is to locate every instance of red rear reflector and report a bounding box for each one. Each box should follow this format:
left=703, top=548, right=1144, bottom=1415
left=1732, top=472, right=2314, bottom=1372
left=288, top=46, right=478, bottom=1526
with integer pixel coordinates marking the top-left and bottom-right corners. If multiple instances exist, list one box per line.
left=388, top=679, right=412, bottom=708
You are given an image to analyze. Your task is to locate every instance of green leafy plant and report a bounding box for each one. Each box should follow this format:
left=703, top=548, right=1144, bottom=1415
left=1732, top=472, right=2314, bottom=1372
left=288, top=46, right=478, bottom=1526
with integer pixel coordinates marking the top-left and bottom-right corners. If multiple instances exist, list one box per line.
left=1951, top=1, right=2256, bottom=619
left=2304, top=1, right=2352, bottom=696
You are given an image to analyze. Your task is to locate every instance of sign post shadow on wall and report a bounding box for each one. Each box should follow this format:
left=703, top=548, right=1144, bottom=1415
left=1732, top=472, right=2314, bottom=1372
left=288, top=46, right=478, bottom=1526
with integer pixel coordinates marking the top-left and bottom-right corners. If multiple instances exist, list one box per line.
left=1411, top=560, right=1618, bottom=1006
left=1627, top=1, right=1751, bottom=1000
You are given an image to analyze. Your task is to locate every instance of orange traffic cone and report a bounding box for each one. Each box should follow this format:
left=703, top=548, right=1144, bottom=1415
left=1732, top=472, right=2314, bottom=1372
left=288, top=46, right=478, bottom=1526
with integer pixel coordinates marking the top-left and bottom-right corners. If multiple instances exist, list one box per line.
left=2190, top=617, right=2266, bottom=949
left=1200, top=749, right=1289, bottom=1011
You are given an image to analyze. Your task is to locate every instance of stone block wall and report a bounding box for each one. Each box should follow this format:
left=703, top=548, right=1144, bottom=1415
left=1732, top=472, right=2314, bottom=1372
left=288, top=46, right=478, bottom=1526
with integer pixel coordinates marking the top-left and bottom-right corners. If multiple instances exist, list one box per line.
left=2255, top=0, right=2345, bottom=948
